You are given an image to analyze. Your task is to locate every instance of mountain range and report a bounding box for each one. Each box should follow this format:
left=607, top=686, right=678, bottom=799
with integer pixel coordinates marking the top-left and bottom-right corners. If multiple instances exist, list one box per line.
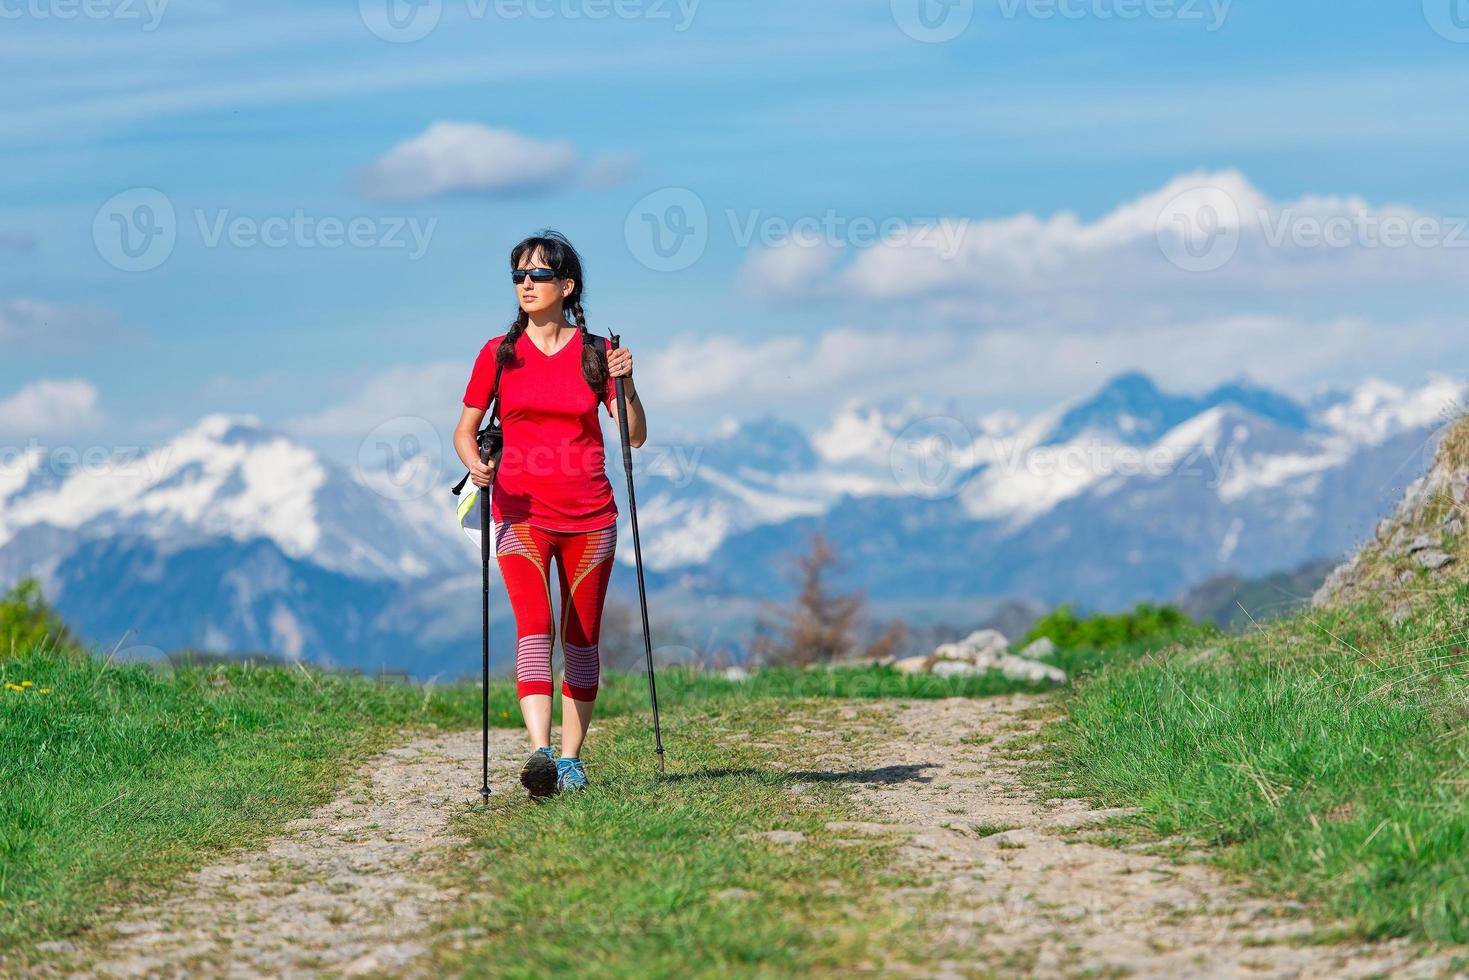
left=2, top=371, right=1461, bottom=678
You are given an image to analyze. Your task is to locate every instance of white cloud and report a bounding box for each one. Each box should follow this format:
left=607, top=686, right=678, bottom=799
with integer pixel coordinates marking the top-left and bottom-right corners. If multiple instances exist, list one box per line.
left=732, top=170, right=1469, bottom=301
left=737, top=236, right=845, bottom=300
left=357, top=121, right=632, bottom=201
left=0, top=379, right=105, bottom=436
left=635, top=311, right=1466, bottom=424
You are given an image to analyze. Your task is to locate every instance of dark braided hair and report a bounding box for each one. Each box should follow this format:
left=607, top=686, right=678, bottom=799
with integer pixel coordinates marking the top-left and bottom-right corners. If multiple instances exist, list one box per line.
left=496, top=229, right=609, bottom=402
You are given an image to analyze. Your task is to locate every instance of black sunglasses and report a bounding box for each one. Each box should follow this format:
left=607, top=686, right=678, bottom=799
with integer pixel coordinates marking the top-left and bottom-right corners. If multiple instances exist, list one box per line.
left=512, top=267, right=559, bottom=284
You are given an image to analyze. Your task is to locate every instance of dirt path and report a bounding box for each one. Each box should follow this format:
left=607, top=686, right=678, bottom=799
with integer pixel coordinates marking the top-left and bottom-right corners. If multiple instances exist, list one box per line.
left=45, top=728, right=525, bottom=979
left=28, top=697, right=1466, bottom=978
left=821, top=695, right=1461, bottom=979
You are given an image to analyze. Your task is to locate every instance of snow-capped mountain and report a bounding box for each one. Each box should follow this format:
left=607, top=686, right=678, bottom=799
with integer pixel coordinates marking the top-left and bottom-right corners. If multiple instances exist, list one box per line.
left=636, top=372, right=1462, bottom=581
left=1, top=372, right=1462, bottom=676
left=0, top=413, right=462, bottom=583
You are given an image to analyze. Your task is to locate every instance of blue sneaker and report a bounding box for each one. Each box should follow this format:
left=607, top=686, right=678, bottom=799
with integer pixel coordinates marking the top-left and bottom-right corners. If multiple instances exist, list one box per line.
left=556, top=756, right=589, bottom=792
left=520, top=745, right=558, bottom=799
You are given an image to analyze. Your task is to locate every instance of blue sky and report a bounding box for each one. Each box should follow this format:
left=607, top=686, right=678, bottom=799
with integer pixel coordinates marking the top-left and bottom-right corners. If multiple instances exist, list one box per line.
left=4, top=0, right=1468, bottom=465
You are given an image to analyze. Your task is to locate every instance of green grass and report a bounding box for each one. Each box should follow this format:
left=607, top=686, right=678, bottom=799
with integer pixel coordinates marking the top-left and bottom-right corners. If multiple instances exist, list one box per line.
left=427, top=701, right=922, bottom=978
left=1040, top=581, right=1469, bottom=944
left=0, top=644, right=483, bottom=951
left=1, top=643, right=1052, bottom=966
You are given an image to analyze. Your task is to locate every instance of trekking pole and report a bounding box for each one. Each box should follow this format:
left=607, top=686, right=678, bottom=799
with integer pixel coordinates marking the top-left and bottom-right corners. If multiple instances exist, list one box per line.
left=609, top=333, right=664, bottom=775
left=478, top=441, right=493, bottom=799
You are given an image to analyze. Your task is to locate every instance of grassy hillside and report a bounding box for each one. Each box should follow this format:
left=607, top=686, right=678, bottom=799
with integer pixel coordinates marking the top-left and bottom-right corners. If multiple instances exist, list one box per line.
left=1042, top=411, right=1469, bottom=944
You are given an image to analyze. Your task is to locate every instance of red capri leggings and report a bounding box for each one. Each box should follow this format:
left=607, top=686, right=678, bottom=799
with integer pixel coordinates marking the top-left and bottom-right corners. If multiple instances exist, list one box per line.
left=494, top=518, right=617, bottom=701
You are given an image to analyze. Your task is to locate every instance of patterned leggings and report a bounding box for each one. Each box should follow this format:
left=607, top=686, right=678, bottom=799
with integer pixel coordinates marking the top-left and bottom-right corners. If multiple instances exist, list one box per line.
left=494, top=518, right=617, bottom=701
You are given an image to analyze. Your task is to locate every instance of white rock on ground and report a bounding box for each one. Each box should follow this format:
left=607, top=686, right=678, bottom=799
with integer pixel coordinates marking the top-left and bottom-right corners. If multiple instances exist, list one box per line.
left=933, top=628, right=1011, bottom=664
left=1019, top=636, right=1057, bottom=659
left=933, top=649, right=1066, bottom=684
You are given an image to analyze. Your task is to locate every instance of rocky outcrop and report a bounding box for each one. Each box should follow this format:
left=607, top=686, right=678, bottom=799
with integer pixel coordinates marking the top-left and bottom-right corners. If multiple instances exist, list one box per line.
left=1312, top=415, right=1469, bottom=611
left=891, top=628, right=1067, bottom=684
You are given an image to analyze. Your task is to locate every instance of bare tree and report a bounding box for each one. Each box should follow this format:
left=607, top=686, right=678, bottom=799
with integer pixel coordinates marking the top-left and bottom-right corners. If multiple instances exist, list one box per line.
left=749, top=530, right=902, bottom=667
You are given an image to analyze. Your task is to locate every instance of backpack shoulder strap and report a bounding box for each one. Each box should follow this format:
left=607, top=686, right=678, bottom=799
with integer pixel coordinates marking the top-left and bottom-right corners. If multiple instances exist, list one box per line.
left=489, top=359, right=504, bottom=422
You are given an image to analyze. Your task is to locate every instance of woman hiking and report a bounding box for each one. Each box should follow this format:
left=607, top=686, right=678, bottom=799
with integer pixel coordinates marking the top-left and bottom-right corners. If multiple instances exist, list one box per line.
left=454, top=230, right=647, bottom=798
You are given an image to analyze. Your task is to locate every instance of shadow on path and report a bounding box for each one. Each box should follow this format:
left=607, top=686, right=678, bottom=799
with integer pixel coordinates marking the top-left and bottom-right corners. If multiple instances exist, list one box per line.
left=660, top=763, right=936, bottom=786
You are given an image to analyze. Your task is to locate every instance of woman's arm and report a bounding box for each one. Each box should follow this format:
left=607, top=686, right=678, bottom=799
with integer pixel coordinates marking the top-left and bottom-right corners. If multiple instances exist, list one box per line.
left=606, top=347, right=647, bottom=448
left=454, top=404, right=497, bottom=486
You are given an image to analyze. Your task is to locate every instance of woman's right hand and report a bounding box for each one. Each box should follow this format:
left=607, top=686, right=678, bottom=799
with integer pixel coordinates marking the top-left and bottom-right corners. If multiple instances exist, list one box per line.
left=469, top=456, right=496, bottom=489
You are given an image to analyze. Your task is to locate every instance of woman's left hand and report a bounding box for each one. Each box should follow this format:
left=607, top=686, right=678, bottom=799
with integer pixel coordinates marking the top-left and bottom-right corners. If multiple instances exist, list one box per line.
left=608, top=345, right=633, bottom=380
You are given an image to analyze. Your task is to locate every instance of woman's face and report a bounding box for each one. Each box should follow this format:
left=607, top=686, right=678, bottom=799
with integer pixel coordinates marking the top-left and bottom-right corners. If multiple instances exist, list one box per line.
left=515, top=248, right=575, bottom=315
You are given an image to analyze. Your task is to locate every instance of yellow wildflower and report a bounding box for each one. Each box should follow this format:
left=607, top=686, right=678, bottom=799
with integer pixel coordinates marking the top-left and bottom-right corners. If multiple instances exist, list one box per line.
left=21, top=681, right=33, bottom=687
left=39, top=688, right=52, bottom=694
left=4, top=683, right=22, bottom=691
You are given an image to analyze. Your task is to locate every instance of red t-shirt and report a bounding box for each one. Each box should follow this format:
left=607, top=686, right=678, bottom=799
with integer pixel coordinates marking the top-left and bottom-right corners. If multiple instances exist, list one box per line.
left=462, top=329, right=619, bottom=532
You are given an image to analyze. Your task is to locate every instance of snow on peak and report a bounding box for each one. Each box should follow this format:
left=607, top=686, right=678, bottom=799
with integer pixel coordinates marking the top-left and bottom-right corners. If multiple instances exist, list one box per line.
left=1319, top=375, right=1467, bottom=445
left=812, top=403, right=898, bottom=465
left=0, top=413, right=325, bottom=557
left=189, top=412, right=264, bottom=435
